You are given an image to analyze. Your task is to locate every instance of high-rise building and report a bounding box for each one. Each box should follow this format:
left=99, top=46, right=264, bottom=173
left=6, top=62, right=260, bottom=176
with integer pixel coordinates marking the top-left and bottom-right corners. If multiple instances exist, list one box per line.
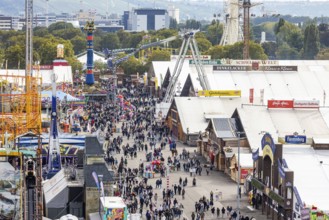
left=167, top=5, right=180, bottom=24
left=130, top=8, right=170, bottom=32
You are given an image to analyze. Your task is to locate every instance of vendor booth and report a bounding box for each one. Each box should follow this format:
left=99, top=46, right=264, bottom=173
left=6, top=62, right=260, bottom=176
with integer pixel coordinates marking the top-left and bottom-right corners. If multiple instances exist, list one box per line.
left=100, top=197, right=129, bottom=220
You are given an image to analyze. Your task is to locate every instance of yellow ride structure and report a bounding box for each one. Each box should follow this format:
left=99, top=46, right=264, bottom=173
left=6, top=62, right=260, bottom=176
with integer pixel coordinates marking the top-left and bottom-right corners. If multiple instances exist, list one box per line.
left=0, top=73, right=42, bottom=146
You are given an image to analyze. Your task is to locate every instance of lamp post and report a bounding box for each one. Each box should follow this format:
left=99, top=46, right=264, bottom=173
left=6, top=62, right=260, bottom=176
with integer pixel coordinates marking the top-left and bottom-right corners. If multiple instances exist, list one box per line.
left=98, top=174, right=103, bottom=217
left=236, top=131, right=244, bottom=220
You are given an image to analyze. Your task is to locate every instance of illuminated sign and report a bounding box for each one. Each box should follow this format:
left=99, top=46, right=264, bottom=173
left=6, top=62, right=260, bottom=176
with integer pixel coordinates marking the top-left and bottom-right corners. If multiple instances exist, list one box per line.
left=198, top=90, right=241, bottom=97
left=268, top=100, right=294, bottom=109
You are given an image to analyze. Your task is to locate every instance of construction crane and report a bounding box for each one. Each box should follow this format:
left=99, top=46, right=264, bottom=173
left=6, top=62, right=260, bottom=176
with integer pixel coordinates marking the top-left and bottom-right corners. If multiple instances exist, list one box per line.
left=163, top=31, right=210, bottom=103
left=105, top=36, right=178, bottom=103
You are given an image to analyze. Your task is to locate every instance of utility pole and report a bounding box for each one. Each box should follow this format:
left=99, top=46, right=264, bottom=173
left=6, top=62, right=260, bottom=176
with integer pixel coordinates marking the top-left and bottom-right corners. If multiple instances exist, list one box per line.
left=243, top=0, right=251, bottom=60
left=236, top=131, right=244, bottom=220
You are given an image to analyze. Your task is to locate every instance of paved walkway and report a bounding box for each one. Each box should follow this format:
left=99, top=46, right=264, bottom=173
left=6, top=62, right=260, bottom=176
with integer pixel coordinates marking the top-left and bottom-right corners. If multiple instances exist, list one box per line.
left=105, top=120, right=267, bottom=220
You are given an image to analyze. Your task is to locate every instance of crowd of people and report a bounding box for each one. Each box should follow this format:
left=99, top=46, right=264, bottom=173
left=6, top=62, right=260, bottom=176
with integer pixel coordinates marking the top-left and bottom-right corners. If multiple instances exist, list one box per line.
left=76, top=82, right=256, bottom=220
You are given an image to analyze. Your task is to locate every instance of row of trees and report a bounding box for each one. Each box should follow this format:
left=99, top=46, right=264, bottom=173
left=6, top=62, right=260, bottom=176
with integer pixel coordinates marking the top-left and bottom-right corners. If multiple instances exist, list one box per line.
left=0, top=17, right=328, bottom=75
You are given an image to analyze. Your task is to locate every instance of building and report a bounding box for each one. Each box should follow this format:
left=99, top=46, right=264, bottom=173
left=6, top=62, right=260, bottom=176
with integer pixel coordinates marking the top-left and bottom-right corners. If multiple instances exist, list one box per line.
left=166, top=96, right=241, bottom=145
left=130, top=8, right=170, bottom=31
left=167, top=5, right=180, bottom=24
left=84, top=136, right=114, bottom=220
left=0, top=15, right=12, bottom=30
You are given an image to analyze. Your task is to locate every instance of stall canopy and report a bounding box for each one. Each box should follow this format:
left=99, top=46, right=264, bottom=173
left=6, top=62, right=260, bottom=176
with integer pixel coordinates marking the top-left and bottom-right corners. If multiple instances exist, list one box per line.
left=41, top=91, right=81, bottom=101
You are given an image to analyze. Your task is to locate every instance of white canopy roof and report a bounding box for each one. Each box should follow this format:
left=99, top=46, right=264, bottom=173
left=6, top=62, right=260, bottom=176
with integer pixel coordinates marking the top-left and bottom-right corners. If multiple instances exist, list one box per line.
left=283, top=145, right=329, bottom=213
left=174, top=96, right=241, bottom=134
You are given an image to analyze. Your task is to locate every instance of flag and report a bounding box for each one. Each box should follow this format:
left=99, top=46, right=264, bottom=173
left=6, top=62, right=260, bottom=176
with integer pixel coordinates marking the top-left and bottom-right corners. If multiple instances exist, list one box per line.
left=252, top=148, right=259, bottom=161
left=100, top=181, right=105, bottom=198
left=92, top=171, right=100, bottom=190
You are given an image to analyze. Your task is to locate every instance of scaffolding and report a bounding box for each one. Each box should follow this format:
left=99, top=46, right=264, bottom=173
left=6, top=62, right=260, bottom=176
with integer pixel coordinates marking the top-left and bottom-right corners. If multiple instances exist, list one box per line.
left=0, top=75, right=42, bottom=145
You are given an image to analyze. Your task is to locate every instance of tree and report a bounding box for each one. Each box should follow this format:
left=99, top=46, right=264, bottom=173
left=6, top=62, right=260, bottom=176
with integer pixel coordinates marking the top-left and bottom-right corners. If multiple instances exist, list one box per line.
left=127, top=33, right=144, bottom=48
left=303, top=23, right=320, bottom=59
left=206, top=22, right=223, bottom=45
left=116, top=30, right=131, bottom=48
left=185, top=19, right=201, bottom=29
left=169, top=18, right=178, bottom=30
left=4, top=44, right=25, bottom=68
left=48, top=22, right=74, bottom=33
left=119, top=56, right=142, bottom=75
left=195, top=37, right=212, bottom=53
left=316, top=48, right=329, bottom=60
left=276, top=43, right=299, bottom=59
left=275, top=18, right=285, bottom=34
left=262, top=42, right=278, bottom=59
left=147, top=49, right=171, bottom=62
left=71, top=35, right=86, bottom=55
left=100, top=33, right=121, bottom=50
left=206, top=45, right=226, bottom=59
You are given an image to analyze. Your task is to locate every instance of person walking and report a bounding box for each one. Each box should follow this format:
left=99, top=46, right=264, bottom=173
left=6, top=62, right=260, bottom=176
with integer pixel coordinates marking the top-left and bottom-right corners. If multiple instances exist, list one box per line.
left=182, top=188, right=185, bottom=200
left=191, top=212, right=196, bottom=220
left=221, top=206, right=226, bottom=218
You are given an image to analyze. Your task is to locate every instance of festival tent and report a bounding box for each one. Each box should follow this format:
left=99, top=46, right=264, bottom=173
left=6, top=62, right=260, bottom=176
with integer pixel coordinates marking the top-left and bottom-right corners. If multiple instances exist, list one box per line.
left=41, top=91, right=81, bottom=102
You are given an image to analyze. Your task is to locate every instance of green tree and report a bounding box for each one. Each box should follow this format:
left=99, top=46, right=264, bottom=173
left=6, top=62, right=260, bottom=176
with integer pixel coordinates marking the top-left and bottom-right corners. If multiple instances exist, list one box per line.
left=276, top=43, right=299, bottom=59
left=71, top=35, right=86, bottom=55
left=206, top=21, right=223, bottom=45
left=100, top=33, right=121, bottom=50
left=303, top=23, right=320, bottom=59
left=4, top=44, right=25, bottom=68
left=185, top=19, right=201, bottom=29
left=48, top=22, right=74, bottom=33
left=116, top=30, right=131, bottom=48
left=261, top=42, right=278, bottom=59
left=206, top=45, right=226, bottom=59
left=147, top=49, right=171, bottom=62
left=316, top=48, right=329, bottom=59
left=196, top=37, right=212, bottom=53
left=275, top=18, right=285, bottom=34
left=34, top=26, right=49, bottom=37
left=127, top=33, right=144, bottom=48
left=169, top=18, right=178, bottom=29
left=52, top=28, right=84, bottom=40
left=119, top=56, right=142, bottom=75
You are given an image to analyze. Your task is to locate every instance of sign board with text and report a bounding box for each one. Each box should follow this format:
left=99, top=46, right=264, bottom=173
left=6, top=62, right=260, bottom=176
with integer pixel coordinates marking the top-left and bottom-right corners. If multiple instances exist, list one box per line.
left=285, top=135, right=306, bottom=144
left=268, top=100, right=294, bottom=109
left=213, top=65, right=298, bottom=71
left=293, top=100, right=320, bottom=108
left=171, top=55, right=211, bottom=60
left=198, top=90, right=241, bottom=97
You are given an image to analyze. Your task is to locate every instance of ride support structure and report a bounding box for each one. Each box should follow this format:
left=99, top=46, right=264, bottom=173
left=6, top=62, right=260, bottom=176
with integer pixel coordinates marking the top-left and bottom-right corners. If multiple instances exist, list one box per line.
left=163, top=31, right=210, bottom=103
left=84, top=21, right=96, bottom=86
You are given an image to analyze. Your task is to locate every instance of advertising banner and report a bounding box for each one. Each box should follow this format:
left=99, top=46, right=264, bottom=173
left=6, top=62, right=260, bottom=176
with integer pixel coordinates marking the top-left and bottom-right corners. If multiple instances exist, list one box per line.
left=293, top=100, right=320, bottom=108
left=268, top=100, right=294, bottom=108
left=171, top=55, right=211, bottom=60
left=198, top=90, right=241, bottom=97
left=249, top=88, right=254, bottom=104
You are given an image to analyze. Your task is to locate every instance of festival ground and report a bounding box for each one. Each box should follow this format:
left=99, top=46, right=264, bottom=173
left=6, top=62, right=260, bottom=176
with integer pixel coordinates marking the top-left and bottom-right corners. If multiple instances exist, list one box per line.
left=109, top=121, right=266, bottom=220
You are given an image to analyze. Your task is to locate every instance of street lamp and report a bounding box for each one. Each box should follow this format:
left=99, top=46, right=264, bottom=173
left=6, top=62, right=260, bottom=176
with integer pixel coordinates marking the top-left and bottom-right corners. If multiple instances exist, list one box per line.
left=98, top=174, right=104, bottom=217
left=213, top=13, right=221, bottom=45
left=236, top=131, right=244, bottom=220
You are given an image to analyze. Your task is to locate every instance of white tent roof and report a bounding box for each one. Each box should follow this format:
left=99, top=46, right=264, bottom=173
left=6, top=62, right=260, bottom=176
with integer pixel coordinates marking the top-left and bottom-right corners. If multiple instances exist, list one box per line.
left=174, top=96, right=241, bottom=134
left=0, top=66, right=72, bottom=85
left=283, top=145, right=329, bottom=213
left=152, top=61, right=171, bottom=87
left=237, top=105, right=279, bottom=154
left=233, top=153, right=253, bottom=168
left=76, top=51, right=106, bottom=70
